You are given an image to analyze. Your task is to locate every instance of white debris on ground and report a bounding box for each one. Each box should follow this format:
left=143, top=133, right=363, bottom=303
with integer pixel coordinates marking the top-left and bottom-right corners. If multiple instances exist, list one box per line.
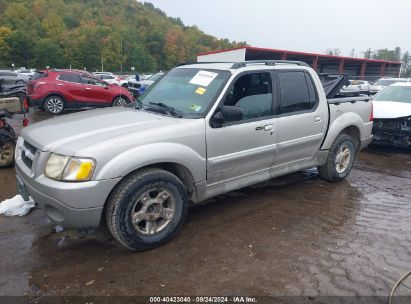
left=0, top=195, right=35, bottom=216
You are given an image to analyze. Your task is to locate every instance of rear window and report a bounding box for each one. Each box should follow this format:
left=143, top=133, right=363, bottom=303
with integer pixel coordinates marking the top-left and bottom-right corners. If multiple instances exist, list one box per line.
left=31, top=71, right=48, bottom=81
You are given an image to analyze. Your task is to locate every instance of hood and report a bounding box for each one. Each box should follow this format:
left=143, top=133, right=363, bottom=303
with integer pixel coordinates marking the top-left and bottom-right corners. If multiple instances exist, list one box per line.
left=21, top=107, right=178, bottom=155
left=373, top=101, right=411, bottom=119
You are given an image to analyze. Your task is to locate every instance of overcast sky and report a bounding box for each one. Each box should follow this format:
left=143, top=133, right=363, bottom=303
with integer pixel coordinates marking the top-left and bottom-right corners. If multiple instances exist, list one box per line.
left=142, top=0, right=411, bottom=58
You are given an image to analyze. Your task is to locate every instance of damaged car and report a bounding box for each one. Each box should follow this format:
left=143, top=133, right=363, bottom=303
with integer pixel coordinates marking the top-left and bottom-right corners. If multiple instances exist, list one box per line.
left=372, top=83, right=411, bottom=147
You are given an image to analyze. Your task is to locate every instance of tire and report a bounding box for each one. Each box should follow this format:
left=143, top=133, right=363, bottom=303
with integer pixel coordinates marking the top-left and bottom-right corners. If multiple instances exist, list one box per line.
left=44, top=95, right=64, bottom=114
left=0, top=141, right=15, bottom=168
left=105, top=169, right=189, bottom=251
left=112, top=96, right=130, bottom=107
left=317, top=134, right=356, bottom=182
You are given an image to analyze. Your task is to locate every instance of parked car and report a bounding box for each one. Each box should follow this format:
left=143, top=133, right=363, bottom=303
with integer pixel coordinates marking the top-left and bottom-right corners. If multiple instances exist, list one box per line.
left=93, top=72, right=114, bottom=77
left=128, top=72, right=164, bottom=94
left=95, top=73, right=129, bottom=87
left=0, top=70, right=26, bottom=85
left=27, top=69, right=134, bottom=114
left=369, top=78, right=410, bottom=94
left=372, top=83, right=411, bottom=147
left=17, top=69, right=35, bottom=82
left=0, top=96, right=28, bottom=168
left=15, top=60, right=373, bottom=250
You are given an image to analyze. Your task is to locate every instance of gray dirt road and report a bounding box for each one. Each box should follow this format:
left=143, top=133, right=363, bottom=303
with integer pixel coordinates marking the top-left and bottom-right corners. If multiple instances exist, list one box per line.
left=0, top=110, right=410, bottom=302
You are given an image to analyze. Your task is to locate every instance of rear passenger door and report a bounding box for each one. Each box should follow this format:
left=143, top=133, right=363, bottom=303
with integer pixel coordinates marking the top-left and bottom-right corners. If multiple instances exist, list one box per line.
left=56, top=73, right=84, bottom=103
left=274, top=70, right=327, bottom=167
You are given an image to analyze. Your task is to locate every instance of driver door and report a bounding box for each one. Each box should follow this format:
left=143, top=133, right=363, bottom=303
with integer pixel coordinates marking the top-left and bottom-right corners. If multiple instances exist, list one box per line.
left=206, top=72, right=278, bottom=185
left=81, top=76, right=111, bottom=105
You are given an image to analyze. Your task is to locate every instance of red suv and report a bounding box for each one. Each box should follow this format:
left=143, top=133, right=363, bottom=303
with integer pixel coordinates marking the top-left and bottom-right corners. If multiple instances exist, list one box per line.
left=27, top=69, right=134, bottom=114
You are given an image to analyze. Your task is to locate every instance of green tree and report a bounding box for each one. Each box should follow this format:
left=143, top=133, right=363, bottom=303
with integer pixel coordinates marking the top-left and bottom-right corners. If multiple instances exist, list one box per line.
left=33, top=38, right=64, bottom=68
left=42, top=12, right=66, bottom=38
left=0, top=26, right=12, bottom=66
left=6, top=31, right=34, bottom=67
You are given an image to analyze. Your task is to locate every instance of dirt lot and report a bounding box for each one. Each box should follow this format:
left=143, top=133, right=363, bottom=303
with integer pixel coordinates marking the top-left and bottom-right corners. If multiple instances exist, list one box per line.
left=0, top=110, right=410, bottom=303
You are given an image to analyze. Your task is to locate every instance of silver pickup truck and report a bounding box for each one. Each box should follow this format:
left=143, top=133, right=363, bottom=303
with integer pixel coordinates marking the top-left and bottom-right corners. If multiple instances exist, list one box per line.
left=15, top=61, right=373, bottom=251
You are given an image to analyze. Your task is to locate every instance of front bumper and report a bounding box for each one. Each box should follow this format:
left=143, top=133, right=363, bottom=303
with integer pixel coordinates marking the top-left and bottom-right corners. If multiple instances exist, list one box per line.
left=372, top=129, right=410, bottom=147
left=15, top=150, right=121, bottom=229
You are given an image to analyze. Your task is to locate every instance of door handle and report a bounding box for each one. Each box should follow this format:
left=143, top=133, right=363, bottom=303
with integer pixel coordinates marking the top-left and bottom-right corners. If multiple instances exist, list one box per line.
left=256, top=124, right=273, bottom=131
left=85, top=87, right=91, bottom=90
left=57, top=84, right=64, bottom=86
left=314, top=116, right=322, bottom=123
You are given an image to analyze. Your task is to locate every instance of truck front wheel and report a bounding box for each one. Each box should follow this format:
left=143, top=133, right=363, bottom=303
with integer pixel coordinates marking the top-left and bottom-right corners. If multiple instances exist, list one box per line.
left=105, top=169, right=189, bottom=251
left=317, top=134, right=356, bottom=182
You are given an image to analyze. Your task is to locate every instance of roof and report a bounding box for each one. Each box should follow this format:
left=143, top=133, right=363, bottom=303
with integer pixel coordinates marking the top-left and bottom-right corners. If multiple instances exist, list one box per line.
left=198, top=46, right=402, bottom=65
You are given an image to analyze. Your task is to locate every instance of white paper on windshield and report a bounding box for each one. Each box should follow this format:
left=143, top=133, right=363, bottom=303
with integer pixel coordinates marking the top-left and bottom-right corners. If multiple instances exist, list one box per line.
left=189, top=71, right=218, bottom=87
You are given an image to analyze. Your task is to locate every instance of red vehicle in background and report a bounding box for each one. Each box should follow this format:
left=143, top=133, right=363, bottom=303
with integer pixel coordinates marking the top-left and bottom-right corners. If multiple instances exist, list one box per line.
left=27, top=69, right=134, bottom=114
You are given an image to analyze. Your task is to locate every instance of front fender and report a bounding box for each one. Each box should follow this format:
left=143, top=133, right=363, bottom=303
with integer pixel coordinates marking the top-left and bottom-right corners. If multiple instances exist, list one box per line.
left=321, top=112, right=369, bottom=150
left=94, top=142, right=206, bottom=182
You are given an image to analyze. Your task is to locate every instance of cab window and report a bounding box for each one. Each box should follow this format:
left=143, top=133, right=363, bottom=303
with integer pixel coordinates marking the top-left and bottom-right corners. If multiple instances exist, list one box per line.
left=224, top=72, right=273, bottom=120
left=277, top=71, right=317, bottom=114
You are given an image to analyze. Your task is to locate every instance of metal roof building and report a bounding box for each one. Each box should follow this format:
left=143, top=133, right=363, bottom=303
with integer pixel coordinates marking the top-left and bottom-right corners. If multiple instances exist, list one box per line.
left=197, top=46, right=402, bottom=80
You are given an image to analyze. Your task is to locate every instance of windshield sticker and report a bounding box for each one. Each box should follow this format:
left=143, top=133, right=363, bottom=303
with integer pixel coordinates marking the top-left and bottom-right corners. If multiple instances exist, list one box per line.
left=190, top=104, right=202, bottom=112
left=195, top=87, right=206, bottom=95
left=189, top=71, right=218, bottom=87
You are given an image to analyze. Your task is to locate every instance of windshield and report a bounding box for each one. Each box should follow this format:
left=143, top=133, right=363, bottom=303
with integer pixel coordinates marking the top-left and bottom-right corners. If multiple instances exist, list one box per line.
left=373, top=86, right=411, bottom=104
left=374, top=79, right=406, bottom=86
left=138, top=68, right=230, bottom=117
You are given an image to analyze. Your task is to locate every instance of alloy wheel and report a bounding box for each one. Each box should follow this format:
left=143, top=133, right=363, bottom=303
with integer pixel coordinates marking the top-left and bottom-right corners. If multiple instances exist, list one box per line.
left=131, top=188, right=176, bottom=235
left=46, top=98, right=64, bottom=114
left=335, top=145, right=351, bottom=174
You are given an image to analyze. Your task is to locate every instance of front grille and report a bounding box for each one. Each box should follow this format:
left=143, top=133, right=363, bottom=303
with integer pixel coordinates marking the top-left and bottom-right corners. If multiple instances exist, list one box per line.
left=21, top=140, right=38, bottom=169
left=23, top=140, right=37, bottom=155
left=373, top=118, right=410, bottom=131
left=21, top=150, right=33, bottom=168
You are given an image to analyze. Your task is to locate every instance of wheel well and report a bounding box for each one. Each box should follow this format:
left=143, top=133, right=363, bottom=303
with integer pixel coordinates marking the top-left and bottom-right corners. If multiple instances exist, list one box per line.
left=112, top=94, right=130, bottom=103
left=113, top=162, right=195, bottom=197
left=101, top=162, right=196, bottom=228
left=341, top=125, right=360, bottom=150
left=43, top=93, right=65, bottom=105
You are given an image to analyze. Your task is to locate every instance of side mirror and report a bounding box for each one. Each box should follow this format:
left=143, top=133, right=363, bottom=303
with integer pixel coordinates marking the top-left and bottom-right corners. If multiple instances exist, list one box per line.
left=212, top=106, right=244, bottom=128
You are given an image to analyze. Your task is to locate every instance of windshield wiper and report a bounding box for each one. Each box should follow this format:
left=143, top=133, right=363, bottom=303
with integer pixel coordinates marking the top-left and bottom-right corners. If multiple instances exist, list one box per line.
left=148, top=102, right=183, bottom=118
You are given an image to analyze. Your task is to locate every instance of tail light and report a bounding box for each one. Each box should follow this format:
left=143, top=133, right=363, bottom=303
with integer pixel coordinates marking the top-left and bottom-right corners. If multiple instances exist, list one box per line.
left=369, top=101, right=373, bottom=122
left=23, top=119, right=29, bottom=127
left=0, top=119, right=4, bottom=128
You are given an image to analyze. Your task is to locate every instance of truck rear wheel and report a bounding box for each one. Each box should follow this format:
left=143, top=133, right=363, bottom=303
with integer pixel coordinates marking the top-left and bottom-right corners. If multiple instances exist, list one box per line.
left=317, top=134, right=355, bottom=182
left=105, top=169, right=189, bottom=251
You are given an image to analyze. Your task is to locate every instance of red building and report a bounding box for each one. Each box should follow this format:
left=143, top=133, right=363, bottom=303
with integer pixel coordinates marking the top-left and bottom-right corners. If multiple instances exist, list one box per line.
left=197, top=46, right=402, bottom=80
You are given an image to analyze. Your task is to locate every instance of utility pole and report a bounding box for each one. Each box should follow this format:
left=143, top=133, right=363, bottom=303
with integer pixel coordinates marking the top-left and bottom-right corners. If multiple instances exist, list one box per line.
left=120, top=39, right=123, bottom=74
left=101, top=49, right=104, bottom=72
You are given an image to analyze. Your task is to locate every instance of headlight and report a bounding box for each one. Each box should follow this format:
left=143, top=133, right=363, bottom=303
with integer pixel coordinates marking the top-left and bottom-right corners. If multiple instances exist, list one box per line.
left=45, top=153, right=96, bottom=182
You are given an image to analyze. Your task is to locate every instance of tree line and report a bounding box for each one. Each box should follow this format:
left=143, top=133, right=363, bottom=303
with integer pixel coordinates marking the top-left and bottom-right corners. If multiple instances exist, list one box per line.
left=0, top=0, right=246, bottom=73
